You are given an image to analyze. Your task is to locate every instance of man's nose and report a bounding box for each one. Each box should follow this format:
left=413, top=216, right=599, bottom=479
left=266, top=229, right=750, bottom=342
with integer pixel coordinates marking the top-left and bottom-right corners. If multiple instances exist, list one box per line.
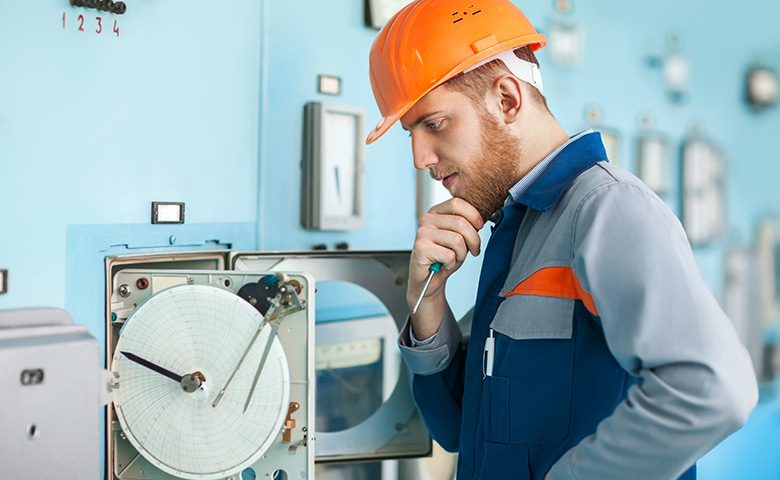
left=411, top=134, right=438, bottom=171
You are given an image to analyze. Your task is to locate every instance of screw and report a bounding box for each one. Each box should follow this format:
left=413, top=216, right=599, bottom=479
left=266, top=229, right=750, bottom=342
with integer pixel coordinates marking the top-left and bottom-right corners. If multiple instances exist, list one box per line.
left=118, top=284, right=131, bottom=298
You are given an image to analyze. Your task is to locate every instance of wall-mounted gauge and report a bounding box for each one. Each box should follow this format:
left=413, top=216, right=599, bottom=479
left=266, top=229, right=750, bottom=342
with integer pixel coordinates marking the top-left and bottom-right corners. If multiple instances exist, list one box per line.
left=746, top=66, right=778, bottom=110
left=365, top=0, right=411, bottom=29
left=302, top=102, right=365, bottom=231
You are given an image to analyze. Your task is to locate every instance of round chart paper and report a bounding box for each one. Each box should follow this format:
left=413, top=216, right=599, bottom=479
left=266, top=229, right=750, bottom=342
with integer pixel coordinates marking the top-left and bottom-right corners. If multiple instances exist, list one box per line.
left=112, top=284, right=290, bottom=479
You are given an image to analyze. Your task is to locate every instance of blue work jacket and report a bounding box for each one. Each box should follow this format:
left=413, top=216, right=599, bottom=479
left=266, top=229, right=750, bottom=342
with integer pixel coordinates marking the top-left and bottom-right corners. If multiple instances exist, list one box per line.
left=397, top=131, right=753, bottom=479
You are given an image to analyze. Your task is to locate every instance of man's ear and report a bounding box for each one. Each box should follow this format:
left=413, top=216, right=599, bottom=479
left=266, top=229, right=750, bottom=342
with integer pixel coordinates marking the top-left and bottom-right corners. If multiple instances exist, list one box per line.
left=493, top=74, right=523, bottom=124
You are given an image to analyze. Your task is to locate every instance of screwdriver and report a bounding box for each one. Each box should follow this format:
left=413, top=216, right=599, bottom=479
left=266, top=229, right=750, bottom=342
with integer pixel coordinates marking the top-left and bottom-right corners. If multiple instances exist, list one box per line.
left=411, top=262, right=442, bottom=315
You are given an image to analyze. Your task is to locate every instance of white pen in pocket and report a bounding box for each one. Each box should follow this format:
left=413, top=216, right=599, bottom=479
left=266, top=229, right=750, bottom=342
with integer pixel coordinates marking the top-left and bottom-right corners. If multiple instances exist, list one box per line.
left=483, top=328, right=495, bottom=378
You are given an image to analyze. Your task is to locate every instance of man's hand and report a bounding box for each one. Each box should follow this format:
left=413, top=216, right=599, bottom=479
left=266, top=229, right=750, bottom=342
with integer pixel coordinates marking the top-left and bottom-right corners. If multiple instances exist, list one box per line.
left=408, top=197, right=484, bottom=339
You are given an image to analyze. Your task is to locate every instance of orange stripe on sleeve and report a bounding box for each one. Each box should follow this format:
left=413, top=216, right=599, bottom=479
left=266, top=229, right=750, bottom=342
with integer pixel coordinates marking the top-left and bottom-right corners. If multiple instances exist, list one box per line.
left=503, top=266, right=599, bottom=316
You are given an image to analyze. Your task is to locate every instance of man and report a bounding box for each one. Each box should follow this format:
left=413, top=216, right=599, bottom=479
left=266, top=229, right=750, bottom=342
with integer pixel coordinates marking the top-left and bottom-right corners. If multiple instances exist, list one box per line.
left=365, top=0, right=759, bottom=479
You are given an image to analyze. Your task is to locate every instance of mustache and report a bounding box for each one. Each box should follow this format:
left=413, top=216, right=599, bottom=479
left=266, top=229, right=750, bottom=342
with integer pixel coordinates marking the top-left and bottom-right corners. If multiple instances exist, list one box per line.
left=429, top=168, right=458, bottom=181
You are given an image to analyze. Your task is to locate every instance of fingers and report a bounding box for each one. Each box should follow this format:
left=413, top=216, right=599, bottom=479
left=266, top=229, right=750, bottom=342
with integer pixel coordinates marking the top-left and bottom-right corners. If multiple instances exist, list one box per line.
left=410, top=198, right=483, bottom=286
left=412, top=226, right=468, bottom=269
left=407, top=198, right=483, bottom=316
left=419, top=198, right=483, bottom=260
left=428, top=197, right=484, bottom=231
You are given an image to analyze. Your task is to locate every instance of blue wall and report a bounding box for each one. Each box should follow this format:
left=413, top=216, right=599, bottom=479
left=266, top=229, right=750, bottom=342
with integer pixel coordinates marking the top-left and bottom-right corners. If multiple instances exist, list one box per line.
left=2, top=0, right=780, bottom=476
left=0, top=1, right=265, bottom=309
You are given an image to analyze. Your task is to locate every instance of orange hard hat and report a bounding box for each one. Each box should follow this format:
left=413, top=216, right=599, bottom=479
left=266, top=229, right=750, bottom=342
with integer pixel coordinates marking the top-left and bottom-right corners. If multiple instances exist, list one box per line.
left=366, top=0, right=547, bottom=144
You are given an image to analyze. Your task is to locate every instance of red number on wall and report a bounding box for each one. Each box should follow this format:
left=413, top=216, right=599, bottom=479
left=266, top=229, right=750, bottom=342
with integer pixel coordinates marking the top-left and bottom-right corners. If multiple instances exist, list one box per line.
left=113, top=20, right=119, bottom=37
left=62, top=12, right=66, bottom=29
left=96, top=16, right=102, bottom=34
left=77, top=14, right=84, bottom=32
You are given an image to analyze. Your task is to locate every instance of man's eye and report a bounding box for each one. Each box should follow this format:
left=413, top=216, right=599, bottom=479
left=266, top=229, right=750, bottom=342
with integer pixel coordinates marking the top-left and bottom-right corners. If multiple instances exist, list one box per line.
left=426, top=120, right=443, bottom=130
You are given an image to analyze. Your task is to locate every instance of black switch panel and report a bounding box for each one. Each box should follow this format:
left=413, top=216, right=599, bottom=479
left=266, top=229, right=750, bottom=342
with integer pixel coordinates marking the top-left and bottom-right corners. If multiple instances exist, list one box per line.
left=70, top=0, right=127, bottom=15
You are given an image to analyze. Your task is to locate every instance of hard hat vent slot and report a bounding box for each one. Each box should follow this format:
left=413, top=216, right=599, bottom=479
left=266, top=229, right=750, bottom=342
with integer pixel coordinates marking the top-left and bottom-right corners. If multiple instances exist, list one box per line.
left=451, top=5, right=482, bottom=23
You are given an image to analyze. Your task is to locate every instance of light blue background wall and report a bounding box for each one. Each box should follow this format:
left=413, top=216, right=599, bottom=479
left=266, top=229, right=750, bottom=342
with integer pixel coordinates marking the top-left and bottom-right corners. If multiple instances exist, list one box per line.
left=2, top=0, right=779, bottom=477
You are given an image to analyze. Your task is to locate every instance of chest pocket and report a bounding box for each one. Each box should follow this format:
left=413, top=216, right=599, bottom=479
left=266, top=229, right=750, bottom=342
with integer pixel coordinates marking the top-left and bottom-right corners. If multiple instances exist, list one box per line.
left=481, top=294, right=575, bottom=446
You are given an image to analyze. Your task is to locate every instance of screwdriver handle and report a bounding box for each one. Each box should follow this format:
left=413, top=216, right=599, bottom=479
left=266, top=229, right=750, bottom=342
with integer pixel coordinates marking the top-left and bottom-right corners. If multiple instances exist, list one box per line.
left=411, top=262, right=443, bottom=315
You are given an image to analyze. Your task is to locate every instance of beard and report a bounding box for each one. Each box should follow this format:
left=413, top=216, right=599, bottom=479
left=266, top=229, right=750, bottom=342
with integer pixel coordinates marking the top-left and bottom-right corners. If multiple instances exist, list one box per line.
left=433, top=112, right=522, bottom=222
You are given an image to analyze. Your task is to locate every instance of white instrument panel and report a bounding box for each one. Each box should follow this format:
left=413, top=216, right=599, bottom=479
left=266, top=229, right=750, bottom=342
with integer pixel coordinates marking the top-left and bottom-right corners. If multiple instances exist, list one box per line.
left=112, top=285, right=290, bottom=479
left=108, top=270, right=314, bottom=480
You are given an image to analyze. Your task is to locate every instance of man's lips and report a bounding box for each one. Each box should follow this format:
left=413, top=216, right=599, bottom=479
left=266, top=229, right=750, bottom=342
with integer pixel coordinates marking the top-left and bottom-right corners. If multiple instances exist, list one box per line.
left=431, top=168, right=459, bottom=190
left=441, top=173, right=458, bottom=189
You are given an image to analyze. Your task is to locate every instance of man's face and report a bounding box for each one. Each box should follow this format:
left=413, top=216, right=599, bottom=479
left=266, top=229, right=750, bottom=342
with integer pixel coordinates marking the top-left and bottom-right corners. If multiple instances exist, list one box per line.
left=400, top=86, right=522, bottom=221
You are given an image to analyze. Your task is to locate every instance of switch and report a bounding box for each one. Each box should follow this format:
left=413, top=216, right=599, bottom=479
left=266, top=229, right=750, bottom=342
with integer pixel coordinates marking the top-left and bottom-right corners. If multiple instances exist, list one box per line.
left=151, top=202, right=185, bottom=224
left=318, top=75, right=341, bottom=96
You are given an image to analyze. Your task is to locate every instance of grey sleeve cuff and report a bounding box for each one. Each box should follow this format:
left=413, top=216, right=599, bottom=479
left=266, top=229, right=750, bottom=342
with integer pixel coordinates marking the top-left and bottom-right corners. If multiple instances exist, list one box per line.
left=397, top=307, right=463, bottom=375
left=409, top=326, right=438, bottom=346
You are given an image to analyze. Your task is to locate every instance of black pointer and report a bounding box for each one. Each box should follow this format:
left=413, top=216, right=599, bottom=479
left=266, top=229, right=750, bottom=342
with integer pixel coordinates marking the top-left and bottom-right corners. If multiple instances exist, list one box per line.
left=121, top=351, right=183, bottom=383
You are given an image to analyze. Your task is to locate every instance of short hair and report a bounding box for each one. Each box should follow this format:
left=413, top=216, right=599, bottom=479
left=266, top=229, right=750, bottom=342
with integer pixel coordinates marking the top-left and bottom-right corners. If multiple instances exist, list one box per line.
left=444, top=46, right=549, bottom=112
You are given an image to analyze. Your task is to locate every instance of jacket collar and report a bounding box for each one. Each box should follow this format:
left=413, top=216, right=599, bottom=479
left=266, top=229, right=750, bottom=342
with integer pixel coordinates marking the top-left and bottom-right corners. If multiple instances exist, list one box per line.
left=514, top=131, right=608, bottom=212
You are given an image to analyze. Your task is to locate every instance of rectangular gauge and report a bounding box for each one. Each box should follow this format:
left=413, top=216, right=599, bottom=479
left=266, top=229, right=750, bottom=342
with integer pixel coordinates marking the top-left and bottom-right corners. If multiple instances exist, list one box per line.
left=301, top=102, right=365, bottom=231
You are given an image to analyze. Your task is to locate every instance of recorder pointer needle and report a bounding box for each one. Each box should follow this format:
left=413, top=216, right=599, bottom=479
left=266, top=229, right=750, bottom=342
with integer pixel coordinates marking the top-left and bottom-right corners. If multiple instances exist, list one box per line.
left=244, top=282, right=303, bottom=413
left=121, top=351, right=205, bottom=393
left=212, top=301, right=280, bottom=408
left=412, top=262, right=441, bottom=315
left=243, top=319, right=283, bottom=413
left=121, top=351, right=183, bottom=383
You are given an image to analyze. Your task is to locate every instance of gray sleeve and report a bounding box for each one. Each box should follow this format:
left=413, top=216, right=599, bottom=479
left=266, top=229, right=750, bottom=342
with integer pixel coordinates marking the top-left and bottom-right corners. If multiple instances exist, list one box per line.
left=397, top=307, right=463, bottom=375
left=548, top=181, right=758, bottom=479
